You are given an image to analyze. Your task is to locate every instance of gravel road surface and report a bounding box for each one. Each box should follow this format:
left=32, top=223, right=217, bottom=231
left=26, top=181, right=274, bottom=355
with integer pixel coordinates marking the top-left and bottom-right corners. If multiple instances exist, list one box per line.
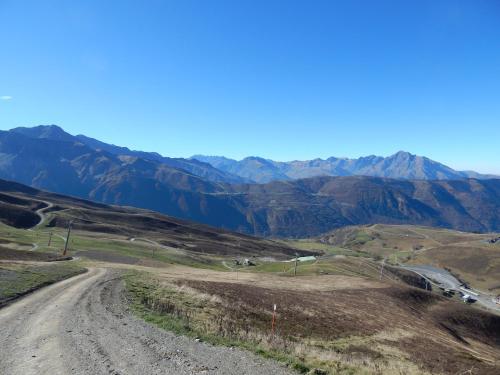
left=0, top=268, right=293, bottom=375
left=402, top=264, right=461, bottom=289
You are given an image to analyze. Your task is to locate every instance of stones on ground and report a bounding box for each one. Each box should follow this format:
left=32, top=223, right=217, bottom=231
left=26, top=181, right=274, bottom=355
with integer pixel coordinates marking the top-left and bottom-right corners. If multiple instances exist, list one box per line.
left=308, top=369, right=327, bottom=375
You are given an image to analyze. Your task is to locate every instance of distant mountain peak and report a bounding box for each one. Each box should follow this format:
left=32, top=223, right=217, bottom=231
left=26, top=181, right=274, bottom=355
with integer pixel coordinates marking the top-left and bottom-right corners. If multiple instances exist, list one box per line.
left=394, top=150, right=413, bottom=156
left=11, top=124, right=75, bottom=143
left=389, top=150, right=416, bottom=159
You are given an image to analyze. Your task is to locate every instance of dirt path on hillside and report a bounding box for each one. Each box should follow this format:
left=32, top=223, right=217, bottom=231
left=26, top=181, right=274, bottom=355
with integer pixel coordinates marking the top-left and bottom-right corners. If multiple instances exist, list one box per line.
left=0, top=268, right=293, bottom=375
left=34, top=200, right=53, bottom=227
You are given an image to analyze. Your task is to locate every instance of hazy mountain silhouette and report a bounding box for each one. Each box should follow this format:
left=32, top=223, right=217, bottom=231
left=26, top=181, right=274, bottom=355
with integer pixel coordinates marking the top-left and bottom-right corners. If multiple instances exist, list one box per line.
left=0, top=125, right=498, bottom=237
left=192, top=152, right=497, bottom=183
left=11, top=125, right=246, bottom=184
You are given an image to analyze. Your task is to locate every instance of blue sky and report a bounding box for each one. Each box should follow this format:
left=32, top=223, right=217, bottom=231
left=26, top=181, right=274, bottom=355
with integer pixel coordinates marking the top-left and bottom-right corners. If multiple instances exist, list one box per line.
left=1, top=0, right=499, bottom=173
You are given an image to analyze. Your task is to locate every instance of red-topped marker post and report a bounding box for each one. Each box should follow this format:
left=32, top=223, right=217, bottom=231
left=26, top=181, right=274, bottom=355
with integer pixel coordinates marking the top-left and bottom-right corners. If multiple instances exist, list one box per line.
left=271, top=304, right=277, bottom=336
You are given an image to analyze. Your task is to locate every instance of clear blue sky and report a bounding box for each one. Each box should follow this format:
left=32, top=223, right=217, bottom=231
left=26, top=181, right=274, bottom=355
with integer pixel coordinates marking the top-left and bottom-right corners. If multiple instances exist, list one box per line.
left=1, top=0, right=499, bottom=173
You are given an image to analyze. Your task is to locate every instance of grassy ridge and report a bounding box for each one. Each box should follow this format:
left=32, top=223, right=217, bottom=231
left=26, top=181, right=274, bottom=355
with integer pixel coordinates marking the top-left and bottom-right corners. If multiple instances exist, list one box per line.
left=0, top=262, right=86, bottom=307
left=0, top=221, right=227, bottom=271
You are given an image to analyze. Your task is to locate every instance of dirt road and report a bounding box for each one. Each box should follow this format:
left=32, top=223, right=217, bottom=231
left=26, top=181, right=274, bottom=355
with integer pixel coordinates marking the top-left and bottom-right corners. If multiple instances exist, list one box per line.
left=0, top=268, right=293, bottom=375
left=30, top=199, right=54, bottom=229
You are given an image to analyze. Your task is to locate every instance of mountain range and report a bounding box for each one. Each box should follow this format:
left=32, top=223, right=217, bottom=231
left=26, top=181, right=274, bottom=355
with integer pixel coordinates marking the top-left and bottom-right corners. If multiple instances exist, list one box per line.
left=0, top=124, right=499, bottom=237
left=10, top=125, right=246, bottom=185
left=191, top=154, right=498, bottom=183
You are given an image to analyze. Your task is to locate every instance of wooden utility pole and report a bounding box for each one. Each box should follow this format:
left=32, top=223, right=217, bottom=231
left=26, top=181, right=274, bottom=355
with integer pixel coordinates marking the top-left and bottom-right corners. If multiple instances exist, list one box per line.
left=294, top=253, right=298, bottom=277
left=62, top=221, right=73, bottom=256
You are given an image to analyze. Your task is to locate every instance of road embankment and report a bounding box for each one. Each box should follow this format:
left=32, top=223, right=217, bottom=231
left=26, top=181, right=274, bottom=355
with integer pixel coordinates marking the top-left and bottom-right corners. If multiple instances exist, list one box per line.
left=0, top=261, right=86, bottom=308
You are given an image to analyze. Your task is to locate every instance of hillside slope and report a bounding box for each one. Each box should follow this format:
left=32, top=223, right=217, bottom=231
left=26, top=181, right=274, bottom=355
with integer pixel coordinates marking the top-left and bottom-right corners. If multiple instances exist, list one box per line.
left=0, top=178, right=299, bottom=257
left=223, top=176, right=500, bottom=236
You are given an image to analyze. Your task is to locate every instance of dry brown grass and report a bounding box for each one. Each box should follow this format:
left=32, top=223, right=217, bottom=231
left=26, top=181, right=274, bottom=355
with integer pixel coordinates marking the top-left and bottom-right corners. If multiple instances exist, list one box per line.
left=105, top=261, right=388, bottom=291
left=321, top=224, right=500, bottom=293
left=128, top=267, right=500, bottom=375
left=324, top=224, right=494, bottom=255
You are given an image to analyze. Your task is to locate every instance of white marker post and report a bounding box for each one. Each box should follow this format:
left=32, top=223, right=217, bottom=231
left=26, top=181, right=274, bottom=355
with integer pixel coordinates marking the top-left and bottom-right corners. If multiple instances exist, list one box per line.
left=271, top=304, right=277, bottom=336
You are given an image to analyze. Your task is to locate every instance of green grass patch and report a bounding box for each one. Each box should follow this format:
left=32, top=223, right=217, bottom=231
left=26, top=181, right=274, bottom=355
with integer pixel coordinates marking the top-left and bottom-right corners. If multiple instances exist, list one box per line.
left=0, top=261, right=86, bottom=306
left=281, top=239, right=357, bottom=255
left=351, top=231, right=374, bottom=246
left=58, top=231, right=228, bottom=270
left=0, top=222, right=227, bottom=271
left=249, top=259, right=315, bottom=274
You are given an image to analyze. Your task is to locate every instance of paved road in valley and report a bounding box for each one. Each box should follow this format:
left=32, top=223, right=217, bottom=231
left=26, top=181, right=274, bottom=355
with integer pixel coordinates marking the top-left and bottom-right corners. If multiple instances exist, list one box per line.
left=401, top=264, right=500, bottom=313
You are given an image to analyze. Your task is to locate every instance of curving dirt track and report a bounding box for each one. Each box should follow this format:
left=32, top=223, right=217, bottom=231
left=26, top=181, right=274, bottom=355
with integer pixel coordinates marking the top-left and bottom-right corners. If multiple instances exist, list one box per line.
left=28, top=199, right=54, bottom=230
left=0, top=268, right=293, bottom=375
